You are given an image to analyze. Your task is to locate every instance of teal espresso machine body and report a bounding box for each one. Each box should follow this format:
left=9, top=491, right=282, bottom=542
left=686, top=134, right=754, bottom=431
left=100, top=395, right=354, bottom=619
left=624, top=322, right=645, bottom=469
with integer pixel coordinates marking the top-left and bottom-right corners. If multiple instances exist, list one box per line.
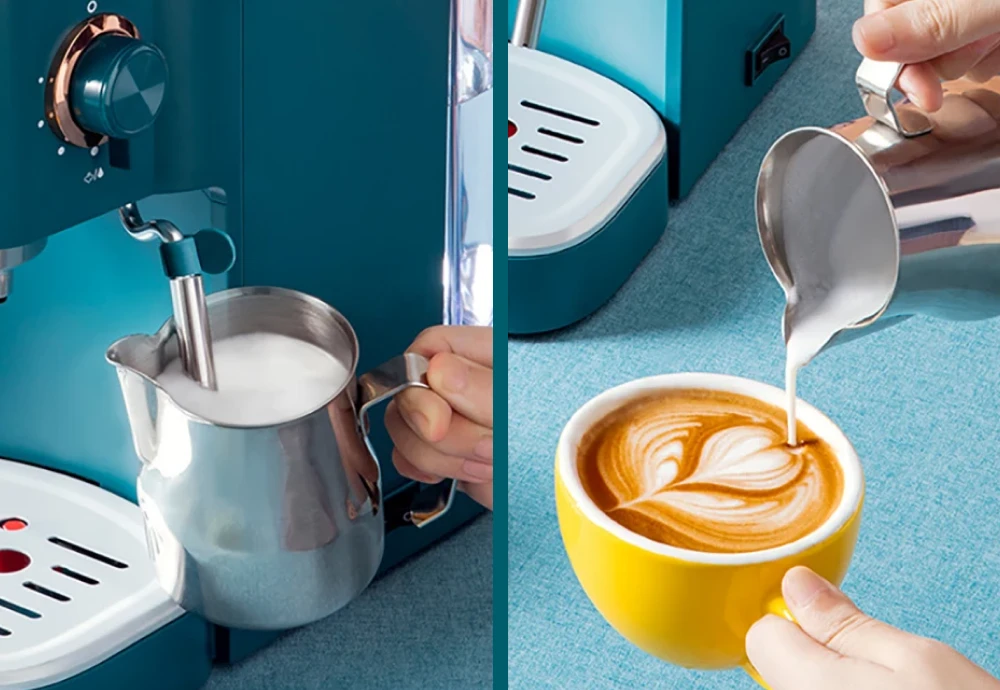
left=508, top=0, right=817, bottom=199
left=0, top=2, right=482, bottom=688
left=507, top=0, right=816, bottom=333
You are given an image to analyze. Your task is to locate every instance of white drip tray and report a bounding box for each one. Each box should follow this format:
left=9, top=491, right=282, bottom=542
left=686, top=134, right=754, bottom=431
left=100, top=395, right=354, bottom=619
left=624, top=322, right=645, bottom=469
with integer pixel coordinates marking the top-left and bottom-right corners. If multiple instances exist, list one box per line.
left=508, top=44, right=667, bottom=257
left=0, top=459, right=182, bottom=690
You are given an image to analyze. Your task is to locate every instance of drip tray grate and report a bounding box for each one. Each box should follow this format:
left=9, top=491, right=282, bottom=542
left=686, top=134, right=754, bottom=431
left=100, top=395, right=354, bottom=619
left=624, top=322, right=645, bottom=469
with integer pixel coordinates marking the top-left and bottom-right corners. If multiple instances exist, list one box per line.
left=0, top=459, right=182, bottom=690
left=508, top=44, right=666, bottom=257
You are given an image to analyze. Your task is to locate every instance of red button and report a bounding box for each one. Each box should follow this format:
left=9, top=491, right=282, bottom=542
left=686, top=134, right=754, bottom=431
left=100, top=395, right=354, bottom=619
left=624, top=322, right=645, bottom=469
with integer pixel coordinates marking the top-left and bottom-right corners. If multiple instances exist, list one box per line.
left=0, top=550, right=30, bottom=574
left=508, top=120, right=517, bottom=138
left=0, top=519, right=27, bottom=532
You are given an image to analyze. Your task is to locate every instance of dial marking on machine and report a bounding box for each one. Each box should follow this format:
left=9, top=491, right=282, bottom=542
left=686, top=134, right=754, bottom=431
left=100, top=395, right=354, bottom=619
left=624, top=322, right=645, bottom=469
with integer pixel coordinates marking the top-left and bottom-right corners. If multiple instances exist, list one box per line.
left=87, top=0, right=98, bottom=13
left=83, top=167, right=105, bottom=184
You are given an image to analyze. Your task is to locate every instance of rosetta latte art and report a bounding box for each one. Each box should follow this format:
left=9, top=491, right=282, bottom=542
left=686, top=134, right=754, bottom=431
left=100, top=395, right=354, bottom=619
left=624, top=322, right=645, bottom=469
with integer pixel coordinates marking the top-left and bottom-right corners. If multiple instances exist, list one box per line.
left=577, top=389, right=843, bottom=553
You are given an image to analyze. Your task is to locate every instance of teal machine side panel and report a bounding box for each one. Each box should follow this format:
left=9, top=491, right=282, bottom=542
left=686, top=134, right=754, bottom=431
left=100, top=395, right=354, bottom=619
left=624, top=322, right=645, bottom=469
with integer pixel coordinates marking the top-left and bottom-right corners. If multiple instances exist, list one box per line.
left=508, top=0, right=816, bottom=198
left=239, top=0, right=454, bottom=496
left=679, top=0, right=815, bottom=199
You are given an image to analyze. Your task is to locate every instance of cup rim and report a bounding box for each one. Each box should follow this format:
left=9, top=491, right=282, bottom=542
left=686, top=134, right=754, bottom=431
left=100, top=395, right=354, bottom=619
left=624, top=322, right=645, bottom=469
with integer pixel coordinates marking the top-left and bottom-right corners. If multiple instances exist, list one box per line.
left=556, top=372, right=863, bottom=565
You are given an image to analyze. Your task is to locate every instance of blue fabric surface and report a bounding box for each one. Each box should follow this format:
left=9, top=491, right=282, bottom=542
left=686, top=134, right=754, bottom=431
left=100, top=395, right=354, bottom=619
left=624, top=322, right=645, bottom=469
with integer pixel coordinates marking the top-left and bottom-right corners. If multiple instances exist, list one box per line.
left=203, top=515, right=493, bottom=689
left=507, top=1, right=1000, bottom=688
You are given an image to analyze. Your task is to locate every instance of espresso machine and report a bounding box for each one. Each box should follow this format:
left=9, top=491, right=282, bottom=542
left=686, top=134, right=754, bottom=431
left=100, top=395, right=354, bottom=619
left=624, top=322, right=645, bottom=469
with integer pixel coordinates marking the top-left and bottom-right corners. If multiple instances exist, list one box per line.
left=507, top=0, right=816, bottom=333
left=508, top=0, right=816, bottom=200
left=0, top=2, right=484, bottom=688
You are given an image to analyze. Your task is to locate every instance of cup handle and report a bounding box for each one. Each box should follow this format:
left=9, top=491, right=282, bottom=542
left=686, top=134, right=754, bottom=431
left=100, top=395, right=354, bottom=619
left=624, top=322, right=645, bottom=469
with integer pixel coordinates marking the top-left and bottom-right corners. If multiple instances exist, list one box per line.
left=742, top=596, right=797, bottom=690
left=856, top=58, right=933, bottom=137
left=357, top=353, right=458, bottom=528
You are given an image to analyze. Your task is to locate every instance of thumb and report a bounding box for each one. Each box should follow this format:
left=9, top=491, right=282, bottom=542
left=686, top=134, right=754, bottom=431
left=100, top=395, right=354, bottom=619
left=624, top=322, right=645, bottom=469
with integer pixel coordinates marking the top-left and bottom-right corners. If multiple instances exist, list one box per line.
left=853, top=0, right=1000, bottom=63
left=782, top=567, right=915, bottom=666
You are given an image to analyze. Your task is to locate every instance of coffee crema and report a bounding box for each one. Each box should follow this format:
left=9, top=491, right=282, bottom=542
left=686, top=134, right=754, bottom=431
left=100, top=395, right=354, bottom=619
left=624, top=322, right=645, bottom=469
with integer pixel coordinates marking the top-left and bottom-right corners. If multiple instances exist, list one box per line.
left=577, top=389, right=843, bottom=554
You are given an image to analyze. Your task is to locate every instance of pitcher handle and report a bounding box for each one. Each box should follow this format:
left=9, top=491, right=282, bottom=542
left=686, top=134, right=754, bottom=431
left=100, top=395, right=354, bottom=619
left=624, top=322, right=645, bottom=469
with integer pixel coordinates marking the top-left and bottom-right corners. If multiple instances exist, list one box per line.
left=357, top=353, right=457, bottom=528
left=856, top=58, right=933, bottom=137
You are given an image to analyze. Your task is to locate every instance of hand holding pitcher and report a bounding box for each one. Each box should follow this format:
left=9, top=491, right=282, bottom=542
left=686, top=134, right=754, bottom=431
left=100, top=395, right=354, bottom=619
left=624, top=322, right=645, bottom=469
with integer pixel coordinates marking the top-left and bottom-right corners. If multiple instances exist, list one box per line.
left=387, top=326, right=494, bottom=510
left=854, top=0, right=1000, bottom=111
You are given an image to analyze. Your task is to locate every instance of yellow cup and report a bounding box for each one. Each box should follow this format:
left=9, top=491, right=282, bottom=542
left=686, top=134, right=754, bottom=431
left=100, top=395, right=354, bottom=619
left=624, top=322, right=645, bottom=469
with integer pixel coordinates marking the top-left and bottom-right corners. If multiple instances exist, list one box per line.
left=555, top=373, right=863, bottom=684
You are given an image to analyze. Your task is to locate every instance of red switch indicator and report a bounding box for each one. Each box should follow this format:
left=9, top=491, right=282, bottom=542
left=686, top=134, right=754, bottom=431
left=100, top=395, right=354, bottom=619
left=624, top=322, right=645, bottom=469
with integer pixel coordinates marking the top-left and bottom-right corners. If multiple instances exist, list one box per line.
left=0, top=519, right=27, bottom=532
left=0, top=550, right=30, bottom=574
left=508, top=120, right=517, bottom=138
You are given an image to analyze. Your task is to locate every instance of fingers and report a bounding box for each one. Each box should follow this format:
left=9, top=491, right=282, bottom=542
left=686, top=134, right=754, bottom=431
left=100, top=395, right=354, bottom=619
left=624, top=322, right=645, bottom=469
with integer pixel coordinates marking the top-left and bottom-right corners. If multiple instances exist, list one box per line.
left=459, top=480, right=493, bottom=511
left=392, top=448, right=442, bottom=485
left=386, top=402, right=493, bottom=485
left=853, top=0, right=1000, bottom=64
left=396, top=391, right=492, bottom=461
left=426, top=352, right=493, bottom=429
left=394, top=387, right=453, bottom=443
left=746, top=615, right=879, bottom=690
left=897, top=62, right=944, bottom=110
left=409, top=325, right=493, bottom=368
left=969, top=46, right=1000, bottom=82
left=929, top=33, right=1000, bottom=79
left=781, top=567, right=915, bottom=666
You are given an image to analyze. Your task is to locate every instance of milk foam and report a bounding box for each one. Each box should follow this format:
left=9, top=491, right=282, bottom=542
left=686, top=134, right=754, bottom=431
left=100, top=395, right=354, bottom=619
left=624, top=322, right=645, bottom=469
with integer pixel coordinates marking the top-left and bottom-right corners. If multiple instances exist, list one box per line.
left=578, top=391, right=843, bottom=553
left=157, top=332, right=350, bottom=426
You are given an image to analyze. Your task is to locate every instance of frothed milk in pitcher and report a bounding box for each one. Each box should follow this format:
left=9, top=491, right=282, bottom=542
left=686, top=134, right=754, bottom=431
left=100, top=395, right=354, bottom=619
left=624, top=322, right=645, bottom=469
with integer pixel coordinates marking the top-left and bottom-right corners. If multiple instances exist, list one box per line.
left=158, top=332, right=351, bottom=425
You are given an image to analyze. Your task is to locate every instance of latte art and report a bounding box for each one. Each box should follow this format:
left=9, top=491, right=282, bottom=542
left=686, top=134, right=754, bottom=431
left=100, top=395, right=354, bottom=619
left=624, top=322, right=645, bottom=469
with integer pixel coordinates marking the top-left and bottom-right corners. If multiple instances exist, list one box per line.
left=577, top=389, right=843, bottom=553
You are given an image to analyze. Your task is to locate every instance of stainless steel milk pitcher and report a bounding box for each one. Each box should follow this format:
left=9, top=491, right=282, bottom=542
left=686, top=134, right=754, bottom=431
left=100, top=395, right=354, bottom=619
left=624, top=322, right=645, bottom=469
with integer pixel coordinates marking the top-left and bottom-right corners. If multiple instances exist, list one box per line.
left=106, top=287, right=457, bottom=630
left=757, top=59, right=1000, bottom=352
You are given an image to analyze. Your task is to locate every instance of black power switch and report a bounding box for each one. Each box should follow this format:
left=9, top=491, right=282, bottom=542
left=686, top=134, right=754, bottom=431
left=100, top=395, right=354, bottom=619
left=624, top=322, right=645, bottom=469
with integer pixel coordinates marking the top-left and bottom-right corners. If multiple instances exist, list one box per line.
left=746, top=17, right=792, bottom=86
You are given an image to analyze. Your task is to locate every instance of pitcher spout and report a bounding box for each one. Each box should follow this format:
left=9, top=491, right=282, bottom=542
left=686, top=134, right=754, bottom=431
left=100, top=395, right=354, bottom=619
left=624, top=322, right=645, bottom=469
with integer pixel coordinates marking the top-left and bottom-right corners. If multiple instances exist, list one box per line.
left=107, top=332, right=173, bottom=465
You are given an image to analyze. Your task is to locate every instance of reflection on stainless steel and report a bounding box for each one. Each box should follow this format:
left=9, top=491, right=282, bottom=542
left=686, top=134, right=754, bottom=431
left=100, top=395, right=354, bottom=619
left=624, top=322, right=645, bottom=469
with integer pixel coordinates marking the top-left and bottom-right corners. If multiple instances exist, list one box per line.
left=169, top=276, right=216, bottom=390
left=454, top=0, right=493, bottom=102
left=0, top=240, right=47, bottom=303
left=856, top=59, right=932, bottom=137
left=511, top=0, right=546, bottom=49
left=446, top=0, right=493, bottom=326
left=758, top=61, right=1000, bottom=352
left=358, top=353, right=429, bottom=412
left=120, top=201, right=183, bottom=243
left=459, top=243, right=493, bottom=326
left=105, top=287, right=456, bottom=629
left=120, top=201, right=218, bottom=389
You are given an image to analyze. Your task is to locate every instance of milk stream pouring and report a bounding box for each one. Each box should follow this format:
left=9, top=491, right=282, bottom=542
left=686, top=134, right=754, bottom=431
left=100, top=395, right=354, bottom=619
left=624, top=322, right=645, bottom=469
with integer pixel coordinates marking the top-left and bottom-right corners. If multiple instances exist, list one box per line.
left=757, top=59, right=1000, bottom=443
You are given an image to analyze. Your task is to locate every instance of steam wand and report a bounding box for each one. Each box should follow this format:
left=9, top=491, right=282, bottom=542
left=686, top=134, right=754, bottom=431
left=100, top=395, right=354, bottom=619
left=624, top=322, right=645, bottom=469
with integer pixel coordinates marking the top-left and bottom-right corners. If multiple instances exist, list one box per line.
left=119, top=202, right=224, bottom=390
